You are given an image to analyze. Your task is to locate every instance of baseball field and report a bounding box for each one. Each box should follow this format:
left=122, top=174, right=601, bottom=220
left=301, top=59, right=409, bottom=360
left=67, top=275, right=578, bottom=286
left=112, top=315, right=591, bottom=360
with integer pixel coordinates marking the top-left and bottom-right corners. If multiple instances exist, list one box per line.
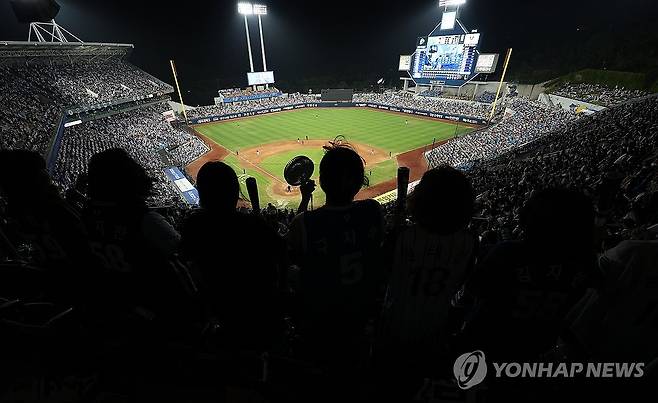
left=187, top=107, right=475, bottom=208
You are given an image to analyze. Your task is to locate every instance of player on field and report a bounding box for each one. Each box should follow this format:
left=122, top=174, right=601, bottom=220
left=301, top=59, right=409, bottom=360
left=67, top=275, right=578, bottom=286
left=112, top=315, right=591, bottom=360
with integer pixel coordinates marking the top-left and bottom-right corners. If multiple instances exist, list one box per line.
left=287, top=142, right=385, bottom=371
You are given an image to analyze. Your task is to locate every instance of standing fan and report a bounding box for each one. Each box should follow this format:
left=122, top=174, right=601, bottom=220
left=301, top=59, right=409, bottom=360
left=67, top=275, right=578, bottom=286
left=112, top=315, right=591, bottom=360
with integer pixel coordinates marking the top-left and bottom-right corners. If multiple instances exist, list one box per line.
left=284, top=156, right=314, bottom=186
left=284, top=156, right=315, bottom=210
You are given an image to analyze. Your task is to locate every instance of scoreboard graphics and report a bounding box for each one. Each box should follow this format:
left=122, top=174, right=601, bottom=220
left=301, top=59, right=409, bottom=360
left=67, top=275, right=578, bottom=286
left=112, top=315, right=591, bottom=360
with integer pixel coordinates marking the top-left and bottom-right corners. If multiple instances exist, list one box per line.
left=403, top=5, right=497, bottom=88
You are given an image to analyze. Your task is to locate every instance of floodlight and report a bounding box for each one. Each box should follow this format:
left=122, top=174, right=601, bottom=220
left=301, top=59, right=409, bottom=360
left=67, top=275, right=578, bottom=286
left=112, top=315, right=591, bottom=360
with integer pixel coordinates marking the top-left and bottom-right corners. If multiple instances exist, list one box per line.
left=253, top=4, right=267, bottom=15
left=441, top=11, right=457, bottom=30
left=238, top=2, right=253, bottom=15
left=439, top=0, right=466, bottom=7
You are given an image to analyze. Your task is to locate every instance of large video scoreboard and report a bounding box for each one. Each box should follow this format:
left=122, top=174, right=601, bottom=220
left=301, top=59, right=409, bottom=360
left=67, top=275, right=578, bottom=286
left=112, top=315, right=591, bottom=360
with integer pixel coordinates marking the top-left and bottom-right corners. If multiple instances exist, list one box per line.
left=404, top=12, right=489, bottom=87
left=411, top=33, right=480, bottom=83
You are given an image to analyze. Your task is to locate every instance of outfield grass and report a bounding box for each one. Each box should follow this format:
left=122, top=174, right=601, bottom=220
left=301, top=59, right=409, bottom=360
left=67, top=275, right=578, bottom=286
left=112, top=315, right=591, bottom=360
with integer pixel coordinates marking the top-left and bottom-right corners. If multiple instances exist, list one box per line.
left=193, top=107, right=473, bottom=208
left=195, top=107, right=472, bottom=155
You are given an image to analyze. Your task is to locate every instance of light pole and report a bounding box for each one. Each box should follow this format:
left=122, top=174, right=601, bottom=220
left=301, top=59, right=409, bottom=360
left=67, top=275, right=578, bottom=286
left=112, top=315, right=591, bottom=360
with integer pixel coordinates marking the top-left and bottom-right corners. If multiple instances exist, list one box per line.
left=254, top=4, right=269, bottom=89
left=238, top=3, right=256, bottom=90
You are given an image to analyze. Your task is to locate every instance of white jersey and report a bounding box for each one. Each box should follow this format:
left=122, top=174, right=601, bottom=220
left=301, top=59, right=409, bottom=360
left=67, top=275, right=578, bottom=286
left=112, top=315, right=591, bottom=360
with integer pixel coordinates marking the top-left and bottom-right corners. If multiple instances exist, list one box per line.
left=382, top=225, right=475, bottom=347
left=568, top=240, right=658, bottom=361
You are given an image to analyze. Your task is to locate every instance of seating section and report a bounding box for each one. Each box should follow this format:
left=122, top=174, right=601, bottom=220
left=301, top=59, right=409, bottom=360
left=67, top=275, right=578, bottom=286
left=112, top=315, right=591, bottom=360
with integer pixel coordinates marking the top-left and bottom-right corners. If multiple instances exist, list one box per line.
left=54, top=103, right=208, bottom=205
left=354, top=92, right=492, bottom=119
left=188, top=92, right=316, bottom=119
left=0, top=65, right=65, bottom=155
left=552, top=82, right=650, bottom=107
left=426, top=98, right=575, bottom=167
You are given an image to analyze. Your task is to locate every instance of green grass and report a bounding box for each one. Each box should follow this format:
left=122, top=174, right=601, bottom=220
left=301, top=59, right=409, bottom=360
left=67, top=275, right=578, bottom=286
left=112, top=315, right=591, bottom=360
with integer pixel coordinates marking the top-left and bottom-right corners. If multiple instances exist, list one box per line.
left=194, top=107, right=473, bottom=208
left=195, top=108, right=472, bottom=154
left=258, top=148, right=326, bottom=180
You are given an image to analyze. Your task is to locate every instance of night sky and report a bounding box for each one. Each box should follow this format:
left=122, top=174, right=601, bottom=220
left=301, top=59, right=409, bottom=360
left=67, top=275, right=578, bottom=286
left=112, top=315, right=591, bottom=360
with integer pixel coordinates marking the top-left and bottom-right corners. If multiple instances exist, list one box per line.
left=1, top=0, right=657, bottom=104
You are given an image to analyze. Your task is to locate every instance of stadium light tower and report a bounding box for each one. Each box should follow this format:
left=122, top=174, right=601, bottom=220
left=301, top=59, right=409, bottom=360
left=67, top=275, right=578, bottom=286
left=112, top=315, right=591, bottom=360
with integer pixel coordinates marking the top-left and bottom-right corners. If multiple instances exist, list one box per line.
left=254, top=4, right=269, bottom=89
left=238, top=2, right=256, bottom=89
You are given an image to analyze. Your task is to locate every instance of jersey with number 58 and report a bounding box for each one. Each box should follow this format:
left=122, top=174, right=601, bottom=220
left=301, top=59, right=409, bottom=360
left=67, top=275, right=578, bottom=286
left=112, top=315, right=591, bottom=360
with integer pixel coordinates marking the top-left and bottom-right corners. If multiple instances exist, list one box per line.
left=82, top=201, right=181, bottom=312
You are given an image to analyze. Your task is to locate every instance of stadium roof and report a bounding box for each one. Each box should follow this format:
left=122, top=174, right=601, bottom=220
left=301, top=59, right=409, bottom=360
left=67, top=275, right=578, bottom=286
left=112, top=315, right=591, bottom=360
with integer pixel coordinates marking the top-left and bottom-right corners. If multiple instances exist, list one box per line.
left=0, top=41, right=134, bottom=61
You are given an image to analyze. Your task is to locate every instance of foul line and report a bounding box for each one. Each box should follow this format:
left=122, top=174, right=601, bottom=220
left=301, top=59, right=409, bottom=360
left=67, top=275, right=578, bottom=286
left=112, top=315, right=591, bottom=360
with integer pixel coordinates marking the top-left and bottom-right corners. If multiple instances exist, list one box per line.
left=233, top=152, right=288, bottom=186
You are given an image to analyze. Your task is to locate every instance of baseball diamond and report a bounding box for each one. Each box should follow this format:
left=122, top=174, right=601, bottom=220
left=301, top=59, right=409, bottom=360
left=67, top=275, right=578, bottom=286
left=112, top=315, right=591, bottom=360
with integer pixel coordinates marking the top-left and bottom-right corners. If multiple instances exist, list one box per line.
left=188, top=107, right=475, bottom=207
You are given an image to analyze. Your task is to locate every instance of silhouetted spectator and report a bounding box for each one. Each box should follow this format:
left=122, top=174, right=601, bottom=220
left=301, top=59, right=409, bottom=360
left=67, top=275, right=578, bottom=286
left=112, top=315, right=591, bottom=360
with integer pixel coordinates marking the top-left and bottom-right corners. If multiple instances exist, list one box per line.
left=371, top=166, right=477, bottom=400
left=287, top=143, right=384, bottom=371
left=566, top=240, right=658, bottom=363
left=459, top=189, right=600, bottom=360
left=180, top=161, right=285, bottom=350
left=380, top=166, right=476, bottom=358
left=0, top=150, right=93, bottom=302
left=83, top=148, right=183, bottom=322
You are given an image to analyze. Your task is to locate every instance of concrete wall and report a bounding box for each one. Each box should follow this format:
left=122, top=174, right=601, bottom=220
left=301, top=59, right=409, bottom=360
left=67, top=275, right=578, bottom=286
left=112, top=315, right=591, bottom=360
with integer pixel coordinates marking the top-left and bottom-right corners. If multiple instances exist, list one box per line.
left=544, top=94, right=606, bottom=114
left=168, top=100, right=196, bottom=113
left=515, top=83, right=548, bottom=100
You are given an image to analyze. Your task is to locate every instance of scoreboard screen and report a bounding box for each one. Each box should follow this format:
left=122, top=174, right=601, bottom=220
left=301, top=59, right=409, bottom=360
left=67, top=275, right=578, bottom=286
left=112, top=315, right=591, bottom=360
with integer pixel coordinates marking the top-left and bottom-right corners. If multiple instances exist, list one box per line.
left=398, top=55, right=412, bottom=71
left=247, top=71, right=275, bottom=85
left=475, top=53, right=499, bottom=73
left=411, top=33, right=480, bottom=83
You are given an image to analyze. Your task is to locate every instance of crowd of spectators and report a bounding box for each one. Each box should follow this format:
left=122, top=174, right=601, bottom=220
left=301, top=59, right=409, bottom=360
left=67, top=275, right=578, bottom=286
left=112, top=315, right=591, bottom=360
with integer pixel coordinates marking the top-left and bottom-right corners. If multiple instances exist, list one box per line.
left=188, top=91, right=492, bottom=122
left=0, top=58, right=202, bottom=207
left=53, top=103, right=208, bottom=206
left=188, top=92, right=317, bottom=119
left=353, top=92, right=492, bottom=119
left=0, top=65, right=65, bottom=155
left=15, top=60, right=171, bottom=110
left=418, top=88, right=443, bottom=97
left=219, top=86, right=281, bottom=101
left=475, top=90, right=497, bottom=103
left=552, top=82, right=650, bottom=107
left=0, top=59, right=173, bottom=157
left=467, top=94, right=658, bottom=244
left=426, top=97, right=575, bottom=167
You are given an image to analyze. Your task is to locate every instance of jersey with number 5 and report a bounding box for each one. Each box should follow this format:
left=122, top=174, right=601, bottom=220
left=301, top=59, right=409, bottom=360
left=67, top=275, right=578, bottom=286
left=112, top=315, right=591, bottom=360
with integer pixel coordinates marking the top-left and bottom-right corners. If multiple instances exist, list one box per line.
left=295, top=199, right=384, bottom=322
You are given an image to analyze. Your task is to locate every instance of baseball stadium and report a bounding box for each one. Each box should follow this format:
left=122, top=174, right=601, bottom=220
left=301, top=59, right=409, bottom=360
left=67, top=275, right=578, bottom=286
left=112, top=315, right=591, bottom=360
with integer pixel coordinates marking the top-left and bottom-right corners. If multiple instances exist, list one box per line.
left=1, top=0, right=658, bottom=402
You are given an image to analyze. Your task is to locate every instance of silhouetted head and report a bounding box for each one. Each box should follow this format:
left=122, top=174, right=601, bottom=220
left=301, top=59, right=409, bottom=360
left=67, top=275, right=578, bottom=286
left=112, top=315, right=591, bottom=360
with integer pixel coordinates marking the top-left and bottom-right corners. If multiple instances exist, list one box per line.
left=0, top=150, right=53, bottom=204
left=319, top=143, right=367, bottom=206
left=520, top=188, right=594, bottom=256
left=87, top=148, right=152, bottom=205
left=196, top=161, right=239, bottom=212
left=409, top=165, right=474, bottom=235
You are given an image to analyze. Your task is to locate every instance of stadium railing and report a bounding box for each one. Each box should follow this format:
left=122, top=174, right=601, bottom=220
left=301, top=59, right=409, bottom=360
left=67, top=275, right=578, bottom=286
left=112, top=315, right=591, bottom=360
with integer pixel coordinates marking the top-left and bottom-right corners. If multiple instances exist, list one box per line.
left=46, top=112, right=67, bottom=174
